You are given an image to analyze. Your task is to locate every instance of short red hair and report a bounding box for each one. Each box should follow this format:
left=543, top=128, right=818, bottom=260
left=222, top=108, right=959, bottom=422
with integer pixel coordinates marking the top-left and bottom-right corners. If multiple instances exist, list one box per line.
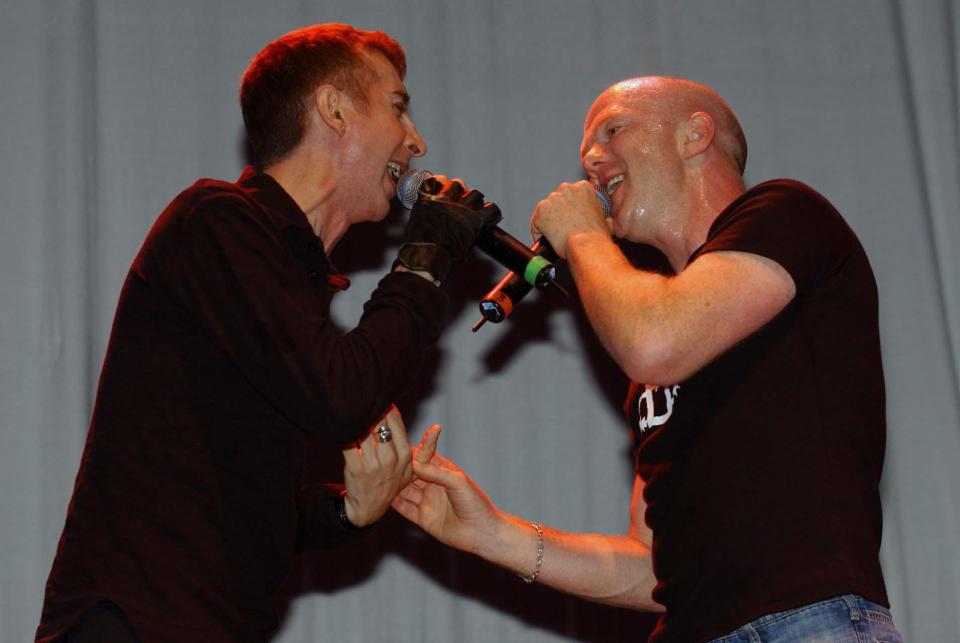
left=240, top=23, right=406, bottom=169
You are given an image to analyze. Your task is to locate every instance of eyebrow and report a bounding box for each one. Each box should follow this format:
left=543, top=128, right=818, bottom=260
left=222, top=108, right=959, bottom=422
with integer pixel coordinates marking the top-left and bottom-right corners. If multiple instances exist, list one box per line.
left=391, top=90, right=411, bottom=107
left=580, top=111, right=627, bottom=157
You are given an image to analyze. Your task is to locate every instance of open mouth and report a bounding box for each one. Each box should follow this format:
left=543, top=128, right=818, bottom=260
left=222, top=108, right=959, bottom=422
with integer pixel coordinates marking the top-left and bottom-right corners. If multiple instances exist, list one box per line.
left=387, top=161, right=402, bottom=182
left=605, top=174, right=624, bottom=196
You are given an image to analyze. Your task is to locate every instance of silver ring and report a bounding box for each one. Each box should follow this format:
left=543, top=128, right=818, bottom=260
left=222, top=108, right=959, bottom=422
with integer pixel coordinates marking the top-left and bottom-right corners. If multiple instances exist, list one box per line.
left=375, top=425, right=393, bottom=443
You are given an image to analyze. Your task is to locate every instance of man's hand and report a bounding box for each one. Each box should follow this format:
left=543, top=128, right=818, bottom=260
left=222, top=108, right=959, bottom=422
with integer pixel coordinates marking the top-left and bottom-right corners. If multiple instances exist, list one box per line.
left=394, top=429, right=663, bottom=610
left=397, top=179, right=502, bottom=283
left=392, top=425, right=502, bottom=556
left=531, top=180, right=612, bottom=258
left=341, top=404, right=413, bottom=528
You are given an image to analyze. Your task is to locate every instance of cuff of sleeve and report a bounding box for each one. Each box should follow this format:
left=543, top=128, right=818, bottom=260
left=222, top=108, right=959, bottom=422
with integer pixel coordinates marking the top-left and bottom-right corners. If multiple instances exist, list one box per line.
left=396, top=243, right=453, bottom=284
left=337, top=489, right=376, bottom=533
left=296, top=483, right=371, bottom=551
left=366, top=270, right=448, bottom=343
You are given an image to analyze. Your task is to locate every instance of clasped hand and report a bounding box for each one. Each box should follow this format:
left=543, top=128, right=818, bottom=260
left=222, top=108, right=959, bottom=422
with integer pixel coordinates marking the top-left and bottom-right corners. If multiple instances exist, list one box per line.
left=397, top=178, right=501, bottom=283
left=340, top=404, right=414, bottom=528
left=392, top=425, right=501, bottom=557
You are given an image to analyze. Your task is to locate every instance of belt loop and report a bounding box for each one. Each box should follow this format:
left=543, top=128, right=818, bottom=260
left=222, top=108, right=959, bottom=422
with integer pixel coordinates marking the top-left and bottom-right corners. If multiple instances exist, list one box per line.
left=842, top=594, right=862, bottom=621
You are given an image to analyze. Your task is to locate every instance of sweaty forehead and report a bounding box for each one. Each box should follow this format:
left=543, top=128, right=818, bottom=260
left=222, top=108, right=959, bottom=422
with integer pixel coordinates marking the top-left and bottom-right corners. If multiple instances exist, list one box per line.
left=583, top=93, right=617, bottom=133
left=584, top=79, right=665, bottom=128
left=580, top=84, right=648, bottom=155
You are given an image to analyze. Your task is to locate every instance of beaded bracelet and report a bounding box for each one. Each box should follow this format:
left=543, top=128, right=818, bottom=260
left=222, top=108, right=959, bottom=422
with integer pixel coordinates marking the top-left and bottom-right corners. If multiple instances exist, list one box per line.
left=519, top=521, right=544, bottom=584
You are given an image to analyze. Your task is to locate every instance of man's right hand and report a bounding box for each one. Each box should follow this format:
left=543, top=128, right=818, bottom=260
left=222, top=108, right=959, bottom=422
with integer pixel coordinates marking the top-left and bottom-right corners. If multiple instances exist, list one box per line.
left=393, top=428, right=664, bottom=611
left=395, top=180, right=502, bottom=284
left=392, top=425, right=502, bottom=557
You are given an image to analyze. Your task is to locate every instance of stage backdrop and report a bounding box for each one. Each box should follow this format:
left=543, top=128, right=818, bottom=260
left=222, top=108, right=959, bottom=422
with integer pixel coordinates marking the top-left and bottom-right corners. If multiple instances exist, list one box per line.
left=2, top=1, right=958, bottom=641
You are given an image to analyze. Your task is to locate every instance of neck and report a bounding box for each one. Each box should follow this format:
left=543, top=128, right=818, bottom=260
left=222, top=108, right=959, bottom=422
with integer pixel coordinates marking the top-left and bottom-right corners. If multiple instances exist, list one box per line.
left=265, top=149, right=350, bottom=254
left=655, top=168, right=745, bottom=272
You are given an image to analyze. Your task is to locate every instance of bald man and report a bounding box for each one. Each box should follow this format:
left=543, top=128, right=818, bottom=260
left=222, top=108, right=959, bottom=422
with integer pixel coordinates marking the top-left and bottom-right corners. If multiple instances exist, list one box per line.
left=394, top=77, right=903, bottom=642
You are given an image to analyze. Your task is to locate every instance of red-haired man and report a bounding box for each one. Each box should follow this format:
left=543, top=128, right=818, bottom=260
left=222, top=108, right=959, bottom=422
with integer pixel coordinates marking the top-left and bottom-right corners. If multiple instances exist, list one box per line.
left=37, top=23, right=495, bottom=642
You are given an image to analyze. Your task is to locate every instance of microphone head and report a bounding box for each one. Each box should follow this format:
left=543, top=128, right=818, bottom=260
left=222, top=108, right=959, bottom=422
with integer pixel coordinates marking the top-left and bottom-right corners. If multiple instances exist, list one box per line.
left=594, top=188, right=611, bottom=218
left=399, top=167, right=610, bottom=218
left=396, top=168, right=432, bottom=208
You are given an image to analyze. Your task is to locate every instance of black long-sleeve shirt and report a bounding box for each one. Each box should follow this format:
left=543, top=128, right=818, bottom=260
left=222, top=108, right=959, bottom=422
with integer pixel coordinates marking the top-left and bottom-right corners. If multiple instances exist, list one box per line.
left=37, top=168, right=446, bottom=642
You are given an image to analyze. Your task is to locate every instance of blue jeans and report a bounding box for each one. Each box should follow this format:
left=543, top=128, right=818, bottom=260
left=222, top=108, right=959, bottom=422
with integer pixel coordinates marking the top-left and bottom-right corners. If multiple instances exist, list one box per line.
left=707, top=594, right=903, bottom=642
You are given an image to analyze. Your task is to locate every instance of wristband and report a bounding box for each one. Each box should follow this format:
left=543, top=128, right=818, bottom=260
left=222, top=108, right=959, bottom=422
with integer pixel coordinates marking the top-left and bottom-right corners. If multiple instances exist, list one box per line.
left=337, top=490, right=374, bottom=533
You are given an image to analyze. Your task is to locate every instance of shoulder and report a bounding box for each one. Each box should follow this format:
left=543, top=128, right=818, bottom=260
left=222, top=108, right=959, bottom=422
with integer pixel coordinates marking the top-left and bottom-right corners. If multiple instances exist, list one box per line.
left=726, top=179, right=842, bottom=224
left=151, top=178, right=273, bottom=239
left=747, top=178, right=822, bottom=198
left=138, top=179, right=282, bottom=274
left=698, top=179, right=858, bottom=292
left=714, top=177, right=856, bottom=248
left=164, top=179, right=259, bottom=222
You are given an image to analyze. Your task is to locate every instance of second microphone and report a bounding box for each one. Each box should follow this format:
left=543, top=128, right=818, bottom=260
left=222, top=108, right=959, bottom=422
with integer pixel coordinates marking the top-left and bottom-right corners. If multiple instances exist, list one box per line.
left=396, top=168, right=610, bottom=288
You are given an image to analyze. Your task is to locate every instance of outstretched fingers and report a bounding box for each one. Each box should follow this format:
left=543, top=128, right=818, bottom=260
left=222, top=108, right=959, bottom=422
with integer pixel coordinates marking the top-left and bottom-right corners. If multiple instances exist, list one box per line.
left=412, top=457, right=460, bottom=487
left=413, top=424, right=442, bottom=465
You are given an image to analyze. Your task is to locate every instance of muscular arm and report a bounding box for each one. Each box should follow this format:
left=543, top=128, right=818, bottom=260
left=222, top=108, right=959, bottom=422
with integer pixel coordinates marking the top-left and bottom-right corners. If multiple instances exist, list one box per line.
left=531, top=181, right=796, bottom=385
left=566, top=230, right=795, bottom=385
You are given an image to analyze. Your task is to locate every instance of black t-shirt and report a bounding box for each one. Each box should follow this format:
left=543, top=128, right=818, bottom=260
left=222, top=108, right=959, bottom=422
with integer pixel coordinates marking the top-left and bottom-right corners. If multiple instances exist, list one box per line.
left=626, top=180, right=889, bottom=642
left=37, top=168, right=447, bottom=642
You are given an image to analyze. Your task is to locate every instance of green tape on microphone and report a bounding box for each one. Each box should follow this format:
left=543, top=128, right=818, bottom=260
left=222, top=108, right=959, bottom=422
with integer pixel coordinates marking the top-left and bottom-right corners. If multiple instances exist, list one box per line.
left=524, top=255, right=552, bottom=286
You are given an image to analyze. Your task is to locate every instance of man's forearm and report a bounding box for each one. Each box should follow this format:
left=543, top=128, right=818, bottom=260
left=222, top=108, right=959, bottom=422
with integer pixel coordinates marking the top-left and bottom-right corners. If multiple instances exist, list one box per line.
left=565, top=230, right=675, bottom=384
left=478, top=510, right=663, bottom=612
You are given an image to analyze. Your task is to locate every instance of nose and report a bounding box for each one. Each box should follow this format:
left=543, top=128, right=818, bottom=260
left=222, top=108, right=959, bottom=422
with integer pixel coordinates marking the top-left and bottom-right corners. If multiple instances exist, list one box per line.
left=581, top=142, right=605, bottom=176
left=406, top=120, right=426, bottom=158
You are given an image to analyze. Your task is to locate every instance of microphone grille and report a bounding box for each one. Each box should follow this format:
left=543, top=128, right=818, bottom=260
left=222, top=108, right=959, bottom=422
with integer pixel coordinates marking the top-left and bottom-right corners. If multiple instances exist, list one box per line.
left=594, top=188, right=611, bottom=218
left=396, top=168, right=431, bottom=208
left=398, top=168, right=610, bottom=218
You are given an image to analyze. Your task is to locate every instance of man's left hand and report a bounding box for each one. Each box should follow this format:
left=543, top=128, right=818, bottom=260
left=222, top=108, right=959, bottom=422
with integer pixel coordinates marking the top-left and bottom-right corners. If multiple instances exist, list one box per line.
left=341, top=404, right=413, bottom=527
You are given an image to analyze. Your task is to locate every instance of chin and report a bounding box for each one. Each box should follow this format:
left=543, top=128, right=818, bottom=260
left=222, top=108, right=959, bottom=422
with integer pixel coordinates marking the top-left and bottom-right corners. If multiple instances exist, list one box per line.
left=349, top=204, right=388, bottom=226
left=371, top=199, right=392, bottom=222
left=610, top=214, right=628, bottom=238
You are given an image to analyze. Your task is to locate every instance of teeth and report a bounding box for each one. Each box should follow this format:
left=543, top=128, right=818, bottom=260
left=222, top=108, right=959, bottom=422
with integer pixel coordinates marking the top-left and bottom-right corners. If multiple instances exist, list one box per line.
left=387, top=162, right=402, bottom=181
left=605, top=174, right=624, bottom=196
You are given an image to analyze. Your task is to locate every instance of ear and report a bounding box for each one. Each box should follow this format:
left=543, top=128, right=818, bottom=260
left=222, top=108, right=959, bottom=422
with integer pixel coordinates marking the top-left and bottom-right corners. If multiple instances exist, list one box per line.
left=680, top=111, right=715, bottom=160
left=315, top=85, right=347, bottom=135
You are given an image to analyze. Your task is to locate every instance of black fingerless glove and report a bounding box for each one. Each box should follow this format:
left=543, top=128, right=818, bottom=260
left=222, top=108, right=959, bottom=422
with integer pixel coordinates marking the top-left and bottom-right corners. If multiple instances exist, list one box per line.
left=396, top=181, right=502, bottom=284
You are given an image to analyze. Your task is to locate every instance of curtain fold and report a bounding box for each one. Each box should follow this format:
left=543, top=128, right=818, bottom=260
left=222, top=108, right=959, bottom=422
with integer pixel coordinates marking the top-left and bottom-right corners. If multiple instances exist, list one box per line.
left=893, top=0, right=960, bottom=398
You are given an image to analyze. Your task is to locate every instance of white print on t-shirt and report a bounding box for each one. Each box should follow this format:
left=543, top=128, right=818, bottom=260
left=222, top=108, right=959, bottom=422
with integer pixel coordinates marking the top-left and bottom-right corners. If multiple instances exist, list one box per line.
left=636, top=384, right=680, bottom=435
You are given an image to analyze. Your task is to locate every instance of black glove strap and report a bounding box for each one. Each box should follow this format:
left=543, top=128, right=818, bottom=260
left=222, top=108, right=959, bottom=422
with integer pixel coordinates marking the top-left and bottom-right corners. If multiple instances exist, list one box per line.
left=396, top=242, right=454, bottom=283
left=397, top=179, right=503, bottom=284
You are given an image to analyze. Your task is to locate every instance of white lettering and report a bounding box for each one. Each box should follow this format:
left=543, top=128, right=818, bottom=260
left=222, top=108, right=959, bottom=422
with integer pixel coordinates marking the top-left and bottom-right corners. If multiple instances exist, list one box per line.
left=636, top=385, right=680, bottom=434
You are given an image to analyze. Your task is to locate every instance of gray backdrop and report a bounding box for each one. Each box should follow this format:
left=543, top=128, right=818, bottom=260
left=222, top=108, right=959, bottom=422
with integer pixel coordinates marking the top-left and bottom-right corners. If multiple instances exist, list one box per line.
left=2, top=1, right=958, bottom=641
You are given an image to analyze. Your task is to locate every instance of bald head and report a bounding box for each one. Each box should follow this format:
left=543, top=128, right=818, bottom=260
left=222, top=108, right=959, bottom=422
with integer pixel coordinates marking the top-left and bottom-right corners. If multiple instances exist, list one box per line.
left=585, top=76, right=747, bottom=174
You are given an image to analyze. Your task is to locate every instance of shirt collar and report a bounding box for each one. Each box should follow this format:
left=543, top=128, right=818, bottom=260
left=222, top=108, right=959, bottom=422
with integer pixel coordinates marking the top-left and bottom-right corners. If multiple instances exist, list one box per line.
left=236, top=166, right=313, bottom=231
left=237, top=166, right=350, bottom=292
